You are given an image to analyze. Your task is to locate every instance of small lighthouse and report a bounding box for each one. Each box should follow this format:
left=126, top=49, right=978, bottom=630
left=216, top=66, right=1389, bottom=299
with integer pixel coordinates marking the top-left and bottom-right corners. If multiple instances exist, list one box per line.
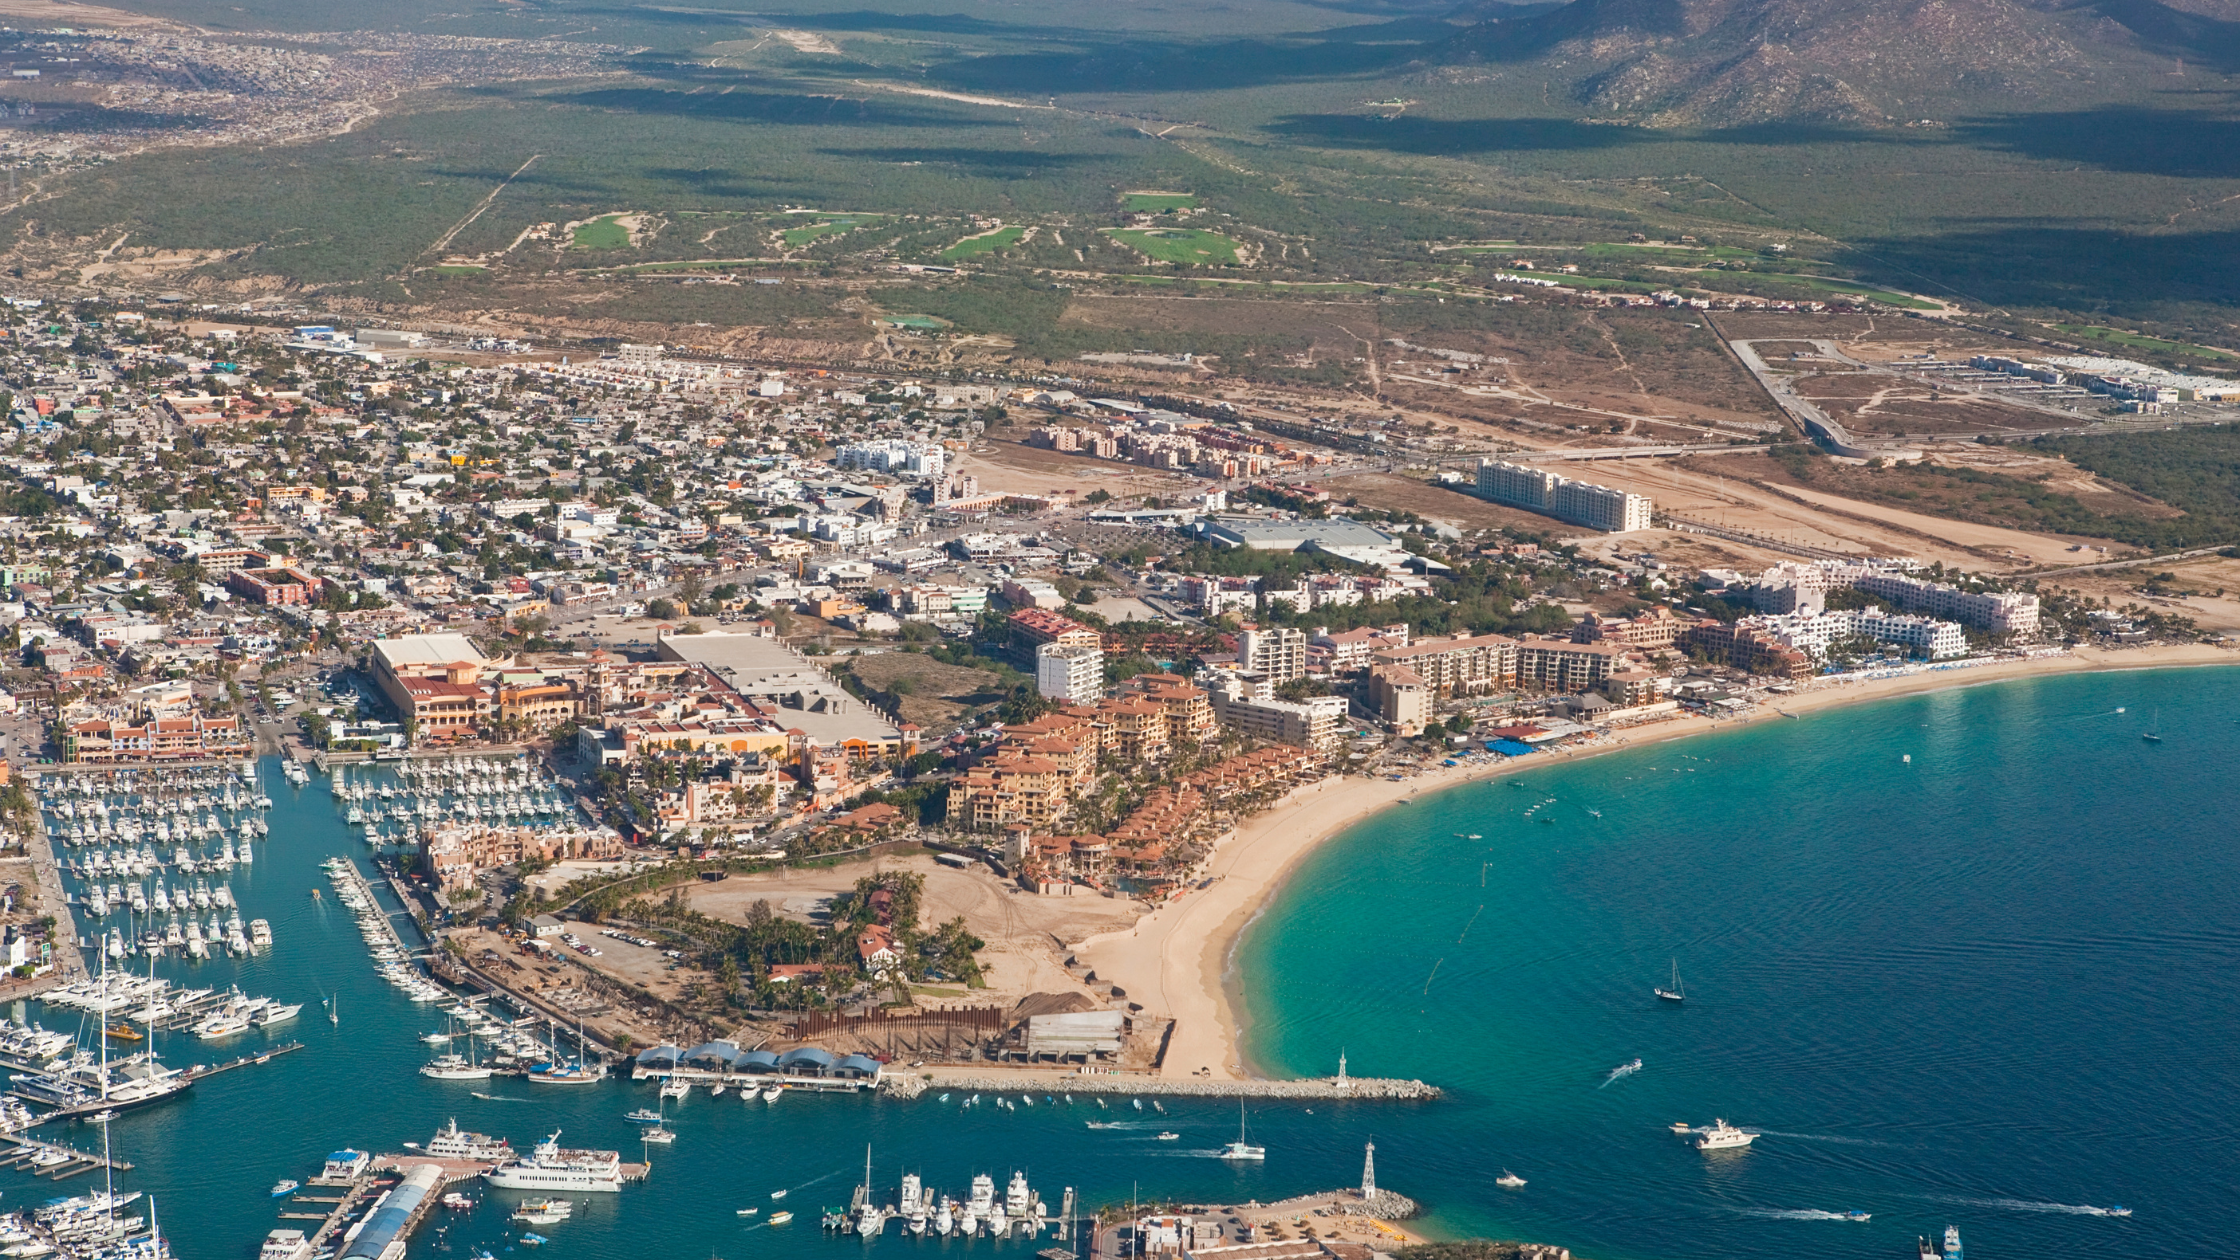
left=1361, top=1140, right=1376, bottom=1198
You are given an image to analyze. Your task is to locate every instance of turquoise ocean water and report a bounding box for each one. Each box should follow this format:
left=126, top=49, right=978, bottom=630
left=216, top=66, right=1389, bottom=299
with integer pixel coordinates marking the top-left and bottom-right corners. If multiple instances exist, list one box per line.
left=5, top=665, right=2235, bottom=1260
left=1239, top=665, right=2240, bottom=1259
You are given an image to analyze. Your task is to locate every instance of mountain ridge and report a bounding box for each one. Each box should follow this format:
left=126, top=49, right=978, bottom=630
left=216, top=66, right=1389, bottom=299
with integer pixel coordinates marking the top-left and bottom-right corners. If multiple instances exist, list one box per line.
left=1432, top=0, right=2240, bottom=126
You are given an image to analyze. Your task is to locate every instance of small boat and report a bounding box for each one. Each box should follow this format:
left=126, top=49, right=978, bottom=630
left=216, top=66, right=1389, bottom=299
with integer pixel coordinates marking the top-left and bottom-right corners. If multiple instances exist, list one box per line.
left=519, top=1234, right=547, bottom=1247
left=271, top=1180, right=301, bottom=1197
left=442, top=1193, right=475, bottom=1210
left=1843, top=1211, right=1871, bottom=1221
left=624, top=1109, right=663, bottom=1124
left=104, top=1023, right=144, bottom=1042
left=1495, top=1170, right=1526, bottom=1188
left=1670, top=1122, right=1693, bottom=1133
left=641, top=1125, right=676, bottom=1145
left=771, top=1189, right=788, bottom=1200
left=1655, top=959, right=1686, bottom=1003
left=736, top=1208, right=759, bottom=1217
left=768, top=1211, right=794, bottom=1225
left=762, top=1086, right=781, bottom=1103
left=1606, top=1058, right=1643, bottom=1082
left=1155, top=1132, right=1179, bottom=1141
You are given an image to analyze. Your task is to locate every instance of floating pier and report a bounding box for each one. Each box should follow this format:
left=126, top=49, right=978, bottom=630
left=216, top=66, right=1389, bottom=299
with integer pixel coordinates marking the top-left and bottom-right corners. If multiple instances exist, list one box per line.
left=0, top=1134, right=135, bottom=1180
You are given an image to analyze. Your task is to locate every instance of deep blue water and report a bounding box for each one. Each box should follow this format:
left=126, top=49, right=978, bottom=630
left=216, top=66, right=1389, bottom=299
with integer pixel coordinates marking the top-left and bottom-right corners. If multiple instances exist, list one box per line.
left=1238, top=666, right=2240, bottom=1259
left=6, top=666, right=2236, bottom=1260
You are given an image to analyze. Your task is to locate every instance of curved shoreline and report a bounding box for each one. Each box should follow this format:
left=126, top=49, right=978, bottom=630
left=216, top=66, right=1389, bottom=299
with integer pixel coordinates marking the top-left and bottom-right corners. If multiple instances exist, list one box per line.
left=1073, top=643, right=2237, bottom=1084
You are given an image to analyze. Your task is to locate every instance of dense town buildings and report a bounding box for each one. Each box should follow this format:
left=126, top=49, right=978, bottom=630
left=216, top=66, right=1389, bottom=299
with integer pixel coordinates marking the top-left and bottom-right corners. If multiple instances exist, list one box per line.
left=0, top=297, right=2096, bottom=892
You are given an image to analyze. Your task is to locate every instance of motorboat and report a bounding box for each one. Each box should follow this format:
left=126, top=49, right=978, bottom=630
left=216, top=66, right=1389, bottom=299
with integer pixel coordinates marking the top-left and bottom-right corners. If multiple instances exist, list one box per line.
left=1495, top=1170, right=1526, bottom=1188
left=270, top=1180, right=300, bottom=1198
left=1155, top=1131, right=1179, bottom=1141
left=1695, top=1119, right=1756, bottom=1151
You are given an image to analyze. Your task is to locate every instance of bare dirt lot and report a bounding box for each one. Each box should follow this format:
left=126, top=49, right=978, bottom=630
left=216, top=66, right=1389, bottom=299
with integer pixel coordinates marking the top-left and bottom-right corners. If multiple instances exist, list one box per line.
left=1586, top=455, right=2130, bottom=568
left=683, top=853, right=1146, bottom=1008
left=960, top=435, right=1201, bottom=500
left=842, top=651, right=1009, bottom=731
left=2051, top=554, right=2240, bottom=633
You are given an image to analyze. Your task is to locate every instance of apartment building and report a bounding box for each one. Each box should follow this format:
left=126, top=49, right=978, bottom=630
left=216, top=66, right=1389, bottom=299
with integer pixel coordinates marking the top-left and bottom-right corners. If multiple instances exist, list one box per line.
left=1210, top=687, right=1347, bottom=750
left=1035, top=643, right=1105, bottom=703
left=1236, top=626, right=1308, bottom=684
left=1368, top=633, right=1520, bottom=696
left=1514, top=639, right=1634, bottom=693
left=1367, top=664, right=1432, bottom=735
left=1476, top=458, right=1653, bottom=532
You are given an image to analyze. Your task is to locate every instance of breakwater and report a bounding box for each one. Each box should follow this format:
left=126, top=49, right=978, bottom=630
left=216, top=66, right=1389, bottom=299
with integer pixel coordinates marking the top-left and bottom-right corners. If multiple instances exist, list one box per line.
left=878, top=1073, right=1439, bottom=1101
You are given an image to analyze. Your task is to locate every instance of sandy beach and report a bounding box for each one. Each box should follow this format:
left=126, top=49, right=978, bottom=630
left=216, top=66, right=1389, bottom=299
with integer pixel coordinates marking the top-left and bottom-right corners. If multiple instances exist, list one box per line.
left=1074, top=642, right=2236, bottom=1083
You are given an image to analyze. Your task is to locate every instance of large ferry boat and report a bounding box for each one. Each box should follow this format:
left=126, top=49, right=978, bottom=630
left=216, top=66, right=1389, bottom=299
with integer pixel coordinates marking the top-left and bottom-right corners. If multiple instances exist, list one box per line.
left=484, top=1131, right=625, bottom=1193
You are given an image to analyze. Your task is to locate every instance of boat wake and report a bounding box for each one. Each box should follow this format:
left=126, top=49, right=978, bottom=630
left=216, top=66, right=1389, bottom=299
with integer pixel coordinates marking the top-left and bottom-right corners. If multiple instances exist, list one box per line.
left=1742, top=1209, right=1864, bottom=1221
left=470, top=1092, right=531, bottom=1103
left=1748, top=1129, right=1881, bottom=1146
left=1930, top=1195, right=2131, bottom=1217
left=1598, top=1059, right=1643, bottom=1088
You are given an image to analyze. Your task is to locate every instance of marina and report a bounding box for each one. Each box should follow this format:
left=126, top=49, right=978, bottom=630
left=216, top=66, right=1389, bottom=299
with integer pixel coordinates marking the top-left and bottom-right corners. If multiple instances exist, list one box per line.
left=0, top=670, right=2197, bottom=1260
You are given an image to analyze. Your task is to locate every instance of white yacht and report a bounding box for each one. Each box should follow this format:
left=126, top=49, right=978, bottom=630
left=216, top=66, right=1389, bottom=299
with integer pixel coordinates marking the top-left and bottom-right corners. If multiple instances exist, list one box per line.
left=420, top=1053, right=493, bottom=1081
left=425, top=1119, right=513, bottom=1163
left=1695, top=1118, right=1756, bottom=1151
left=484, top=1131, right=625, bottom=1192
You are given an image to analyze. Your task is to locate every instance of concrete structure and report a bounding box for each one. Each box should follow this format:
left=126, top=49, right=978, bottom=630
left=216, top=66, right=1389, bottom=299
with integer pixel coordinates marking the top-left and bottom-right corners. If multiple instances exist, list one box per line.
left=1476, top=458, right=1652, bottom=532
left=1760, top=609, right=1968, bottom=661
left=1209, top=684, right=1346, bottom=750
left=1237, top=626, right=1308, bottom=684
left=371, top=634, right=492, bottom=743
left=657, top=631, right=917, bottom=758
left=1514, top=639, right=1633, bottom=693
left=1035, top=642, right=1105, bottom=704
left=1368, top=634, right=1519, bottom=697
left=1853, top=572, right=2038, bottom=636
left=339, top=1163, right=442, bottom=1260
left=1201, top=517, right=1399, bottom=552
left=228, top=565, right=322, bottom=606
left=1368, top=664, right=1431, bottom=735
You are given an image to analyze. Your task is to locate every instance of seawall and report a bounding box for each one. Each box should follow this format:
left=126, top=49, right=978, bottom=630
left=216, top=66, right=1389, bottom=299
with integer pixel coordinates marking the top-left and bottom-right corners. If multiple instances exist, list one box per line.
left=879, top=1073, right=1439, bottom=1101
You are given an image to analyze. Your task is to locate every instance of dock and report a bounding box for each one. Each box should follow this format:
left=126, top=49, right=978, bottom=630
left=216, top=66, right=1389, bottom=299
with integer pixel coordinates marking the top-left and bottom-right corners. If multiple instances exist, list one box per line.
left=182, top=1040, right=306, bottom=1082
left=0, top=1134, right=134, bottom=1180
left=330, top=858, right=426, bottom=959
